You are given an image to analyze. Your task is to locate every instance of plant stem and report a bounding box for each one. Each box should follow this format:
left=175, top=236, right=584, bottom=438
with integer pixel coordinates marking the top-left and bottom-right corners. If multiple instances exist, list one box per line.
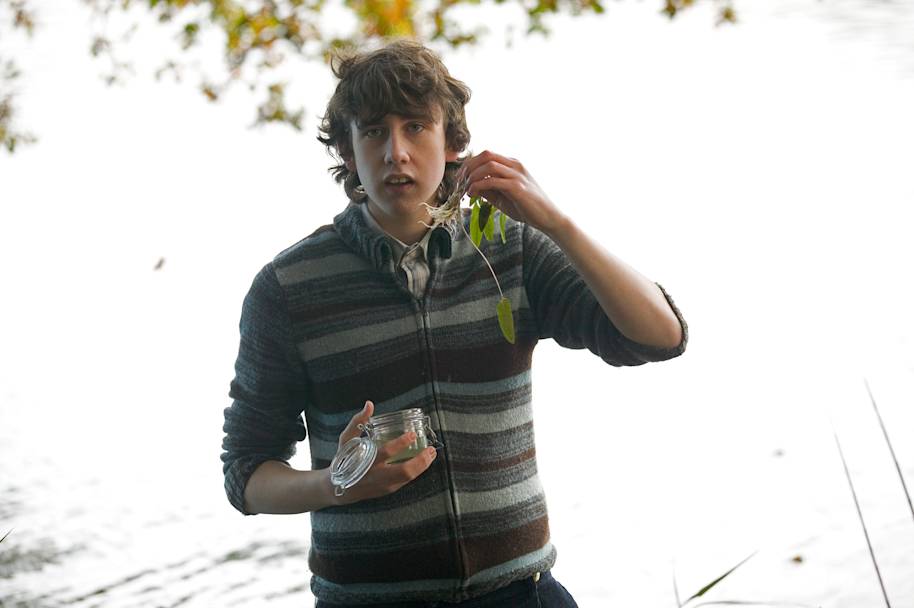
left=459, top=213, right=504, bottom=299
left=864, top=378, right=914, bottom=526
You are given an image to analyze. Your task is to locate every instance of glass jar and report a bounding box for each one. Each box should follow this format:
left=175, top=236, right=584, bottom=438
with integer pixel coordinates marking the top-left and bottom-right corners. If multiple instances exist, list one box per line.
left=330, top=408, right=441, bottom=496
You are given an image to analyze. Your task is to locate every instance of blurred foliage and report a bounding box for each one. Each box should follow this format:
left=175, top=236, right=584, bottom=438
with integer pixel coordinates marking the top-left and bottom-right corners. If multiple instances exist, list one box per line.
left=1, top=0, right=736, bottom=153
left=1, top=0, right=37, bottom=152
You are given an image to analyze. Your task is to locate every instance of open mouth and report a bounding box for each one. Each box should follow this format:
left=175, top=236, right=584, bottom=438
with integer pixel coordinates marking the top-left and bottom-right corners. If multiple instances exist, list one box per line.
left=384, top=176, right=415, bottom=191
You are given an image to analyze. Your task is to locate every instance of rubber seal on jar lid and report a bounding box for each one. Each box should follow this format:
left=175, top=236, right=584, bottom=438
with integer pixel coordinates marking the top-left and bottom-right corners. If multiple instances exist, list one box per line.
left=330, top=437, right=378, bottom=496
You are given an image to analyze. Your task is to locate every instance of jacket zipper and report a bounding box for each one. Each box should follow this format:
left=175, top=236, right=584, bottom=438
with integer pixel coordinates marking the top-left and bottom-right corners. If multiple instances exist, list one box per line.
left=417, top=272, right=469, bottom=593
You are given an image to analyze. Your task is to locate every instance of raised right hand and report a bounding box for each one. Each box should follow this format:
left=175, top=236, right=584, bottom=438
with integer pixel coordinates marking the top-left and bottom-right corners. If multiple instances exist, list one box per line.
left=331, top=400, right=438, bottom=505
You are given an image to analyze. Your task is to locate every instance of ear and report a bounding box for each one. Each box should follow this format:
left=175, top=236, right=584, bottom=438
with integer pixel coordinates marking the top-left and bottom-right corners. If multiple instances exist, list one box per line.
left=445, top=148, right=460, bottom=163
left=343, top=155, right=357, bottom=172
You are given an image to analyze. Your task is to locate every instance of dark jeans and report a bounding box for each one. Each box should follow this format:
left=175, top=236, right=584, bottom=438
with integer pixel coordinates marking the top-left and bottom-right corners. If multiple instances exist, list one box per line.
left=315, top=571, right=578, bottom=608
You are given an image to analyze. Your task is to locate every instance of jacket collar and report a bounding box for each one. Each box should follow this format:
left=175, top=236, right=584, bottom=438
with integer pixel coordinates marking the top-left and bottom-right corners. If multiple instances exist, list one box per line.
left=333, top=202, right=455, bottom=272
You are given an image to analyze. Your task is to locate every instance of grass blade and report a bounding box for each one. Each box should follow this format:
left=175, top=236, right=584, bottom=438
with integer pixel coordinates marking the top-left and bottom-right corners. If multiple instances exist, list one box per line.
left=0, top=528, right=11, bottom=544
left=832, top=425, right=892, bottom=607
left=686, top=551, right=757, bottom=602
left=864, top=378, right=914, bottom=526
left=673, top=565, right=683, bottom=607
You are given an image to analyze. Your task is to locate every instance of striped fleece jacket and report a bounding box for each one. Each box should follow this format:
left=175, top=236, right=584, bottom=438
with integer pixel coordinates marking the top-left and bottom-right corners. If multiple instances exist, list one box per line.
left=222, top=201, right=688, bottom=604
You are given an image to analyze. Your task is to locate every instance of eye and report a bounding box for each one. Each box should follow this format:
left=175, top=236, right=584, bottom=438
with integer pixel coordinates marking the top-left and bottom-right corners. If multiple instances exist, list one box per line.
left=363, top=127, right=383, bottom=138
left=408, top=122, right=425, bottom=133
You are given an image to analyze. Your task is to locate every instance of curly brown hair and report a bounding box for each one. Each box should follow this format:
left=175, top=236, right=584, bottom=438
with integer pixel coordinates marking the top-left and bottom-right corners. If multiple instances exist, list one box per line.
left=317, top=39, right=472, bottom=205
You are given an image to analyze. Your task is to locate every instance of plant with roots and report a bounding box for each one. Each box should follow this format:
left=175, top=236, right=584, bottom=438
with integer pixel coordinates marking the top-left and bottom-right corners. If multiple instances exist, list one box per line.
left=421, top=173, right=514, bottom=344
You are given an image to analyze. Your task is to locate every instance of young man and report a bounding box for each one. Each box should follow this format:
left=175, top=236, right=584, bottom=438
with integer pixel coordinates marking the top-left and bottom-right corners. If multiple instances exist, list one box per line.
left=222, top=40, right=688, bottom=607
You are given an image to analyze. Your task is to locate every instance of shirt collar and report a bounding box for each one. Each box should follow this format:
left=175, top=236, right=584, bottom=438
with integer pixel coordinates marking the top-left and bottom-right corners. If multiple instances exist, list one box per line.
left=359, top=201, right=433, bottom=263
left=333, top=202, right=454, bottom=273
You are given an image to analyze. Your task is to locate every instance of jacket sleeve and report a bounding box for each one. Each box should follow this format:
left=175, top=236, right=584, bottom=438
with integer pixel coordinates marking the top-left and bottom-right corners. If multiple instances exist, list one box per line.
left=521, top=222, right=688, bottom=366
left=221, top=263, right=309, bottom=515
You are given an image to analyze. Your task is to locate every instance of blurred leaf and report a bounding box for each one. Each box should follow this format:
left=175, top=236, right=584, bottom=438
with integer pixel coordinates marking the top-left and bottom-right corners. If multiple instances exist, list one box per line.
left=483, top=203, right=495, bottom=241
left=0, top=0, right=740, bottom=154
left=90, top=36, right=110, bottom=57
left=1, top=57, right=37, bottom=153
left=180, top=21, right=199, bottom=49
left=250, top=82, right=304, bottom=130
left=477, top=200, right=492, bottom=233
left=717, top=5, right=736, bottom=25
left=470, top=202, right=481, bottom=247
left=662, top=0, right=735, bottom=24
left=8, top=1, right=36, bottom=35
left=201, top=82, right=220, bottom=101
left=349, top=0, right=417, bottom=38
left=499, top=211, right=507, bottom=243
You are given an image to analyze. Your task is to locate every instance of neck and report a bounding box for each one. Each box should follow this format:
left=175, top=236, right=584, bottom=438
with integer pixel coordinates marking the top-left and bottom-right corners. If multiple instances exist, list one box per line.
left=366, top=201, right=432, bottom=245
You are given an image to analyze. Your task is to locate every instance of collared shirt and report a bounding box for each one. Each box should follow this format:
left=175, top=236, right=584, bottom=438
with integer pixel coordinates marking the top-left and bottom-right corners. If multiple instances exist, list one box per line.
left=360, top=202, right=432, bottom=298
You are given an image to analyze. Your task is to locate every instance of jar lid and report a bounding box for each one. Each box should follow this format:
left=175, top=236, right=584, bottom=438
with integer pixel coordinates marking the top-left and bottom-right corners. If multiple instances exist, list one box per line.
left=329, top=437, right=378, bottom=496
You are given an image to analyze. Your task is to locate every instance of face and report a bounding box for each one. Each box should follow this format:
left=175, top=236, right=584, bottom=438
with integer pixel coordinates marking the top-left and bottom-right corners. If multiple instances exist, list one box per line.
left=345, top=108, right=459, bottom=235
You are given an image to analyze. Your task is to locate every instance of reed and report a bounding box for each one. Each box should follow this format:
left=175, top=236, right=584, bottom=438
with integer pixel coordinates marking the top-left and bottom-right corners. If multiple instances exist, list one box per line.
left=864, top=378, right=914, bottom=525
left=684, top=377, right=909, bottom=607
left=832, top=423, right=892, bottom=607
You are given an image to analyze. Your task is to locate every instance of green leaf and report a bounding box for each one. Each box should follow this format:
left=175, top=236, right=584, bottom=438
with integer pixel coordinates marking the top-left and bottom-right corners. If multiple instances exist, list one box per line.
left=496, top=296, right=515, bottom=344
left=470, top=203, right=482, bottom=247
left=686, top=552, right=757, bottom=602
left=499, top=211, right=507, bottom=243
left=477, top=200, right=492, bottom=234
left=483, top=204, right=495, bottom=241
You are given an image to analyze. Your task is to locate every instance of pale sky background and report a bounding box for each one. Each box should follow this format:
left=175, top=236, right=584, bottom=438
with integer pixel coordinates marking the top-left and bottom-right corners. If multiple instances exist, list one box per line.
left=2, top=1, right=914, bottom=606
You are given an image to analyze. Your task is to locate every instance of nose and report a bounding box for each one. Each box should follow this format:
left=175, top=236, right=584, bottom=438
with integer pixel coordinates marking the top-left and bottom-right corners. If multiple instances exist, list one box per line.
left=384, top=129, right=410, bottom=165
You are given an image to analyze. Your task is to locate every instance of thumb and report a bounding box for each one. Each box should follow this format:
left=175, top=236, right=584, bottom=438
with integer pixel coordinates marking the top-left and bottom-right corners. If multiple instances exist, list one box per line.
left=339, top=400, right=373, bottom=446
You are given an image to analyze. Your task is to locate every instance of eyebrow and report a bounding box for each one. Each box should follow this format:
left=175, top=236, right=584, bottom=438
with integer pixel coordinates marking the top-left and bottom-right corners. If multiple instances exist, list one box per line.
left=355, top=112, right=436, bottom=130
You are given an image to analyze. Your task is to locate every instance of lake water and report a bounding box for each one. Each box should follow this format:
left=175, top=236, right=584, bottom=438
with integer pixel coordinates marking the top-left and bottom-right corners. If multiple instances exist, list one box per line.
left=2, top=0, right=914, bottom=606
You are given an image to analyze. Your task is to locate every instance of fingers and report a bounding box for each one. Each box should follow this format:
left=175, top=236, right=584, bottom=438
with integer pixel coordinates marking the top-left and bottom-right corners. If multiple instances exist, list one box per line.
left=336, top=436, right=437, bottom=505
left=333, top=404, right=440, bottom=504
left=374, top=431, right=416, bottom=461
left=463, top=157, right=524, bottom=204
left=374, top=438, right=437, bottom=488
left=338, top=400, right=373, bottom=447
left=466, top=160, right=515, bottom=186
left=467, top=176, right=514, bottom=202
left=462, top=150, right=522, bottom=182
left=375, top=432, right=436, bottom=476
left=396, top=446, right=438, bottom=478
